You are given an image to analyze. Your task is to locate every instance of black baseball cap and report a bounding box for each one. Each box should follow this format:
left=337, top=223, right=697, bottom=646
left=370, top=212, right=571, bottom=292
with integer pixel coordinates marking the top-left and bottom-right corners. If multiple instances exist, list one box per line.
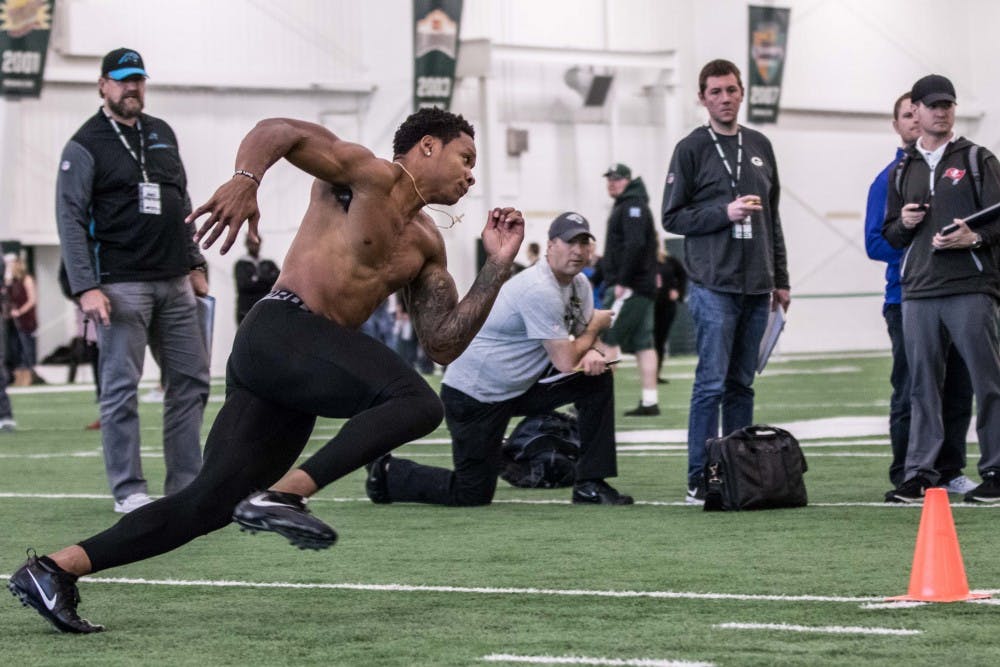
left=101, top=48, right=148, bottom=81
left=602, top=163, right=632, bottom=180
left=548, top=212, right=594, bottom=242
left=910, top=74, right=956, bottom=106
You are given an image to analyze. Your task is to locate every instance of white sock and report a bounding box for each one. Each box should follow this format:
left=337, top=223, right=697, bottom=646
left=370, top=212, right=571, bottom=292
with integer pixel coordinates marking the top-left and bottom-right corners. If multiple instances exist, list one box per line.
left=641, top=389, right=658, bottom=406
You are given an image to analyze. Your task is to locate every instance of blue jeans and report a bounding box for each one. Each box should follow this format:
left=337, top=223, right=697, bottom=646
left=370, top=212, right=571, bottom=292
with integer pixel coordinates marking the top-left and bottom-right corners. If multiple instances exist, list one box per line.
left=686, top=283, right=770, bottom=486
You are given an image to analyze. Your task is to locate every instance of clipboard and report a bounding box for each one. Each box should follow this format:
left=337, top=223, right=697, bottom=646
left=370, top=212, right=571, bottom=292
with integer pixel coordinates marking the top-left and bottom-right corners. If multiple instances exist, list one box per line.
left=756, top=306, right=785, bottom=374
left=960, top=200, right=1000, bottom=229
left=196, top=295, right=215, bottom=363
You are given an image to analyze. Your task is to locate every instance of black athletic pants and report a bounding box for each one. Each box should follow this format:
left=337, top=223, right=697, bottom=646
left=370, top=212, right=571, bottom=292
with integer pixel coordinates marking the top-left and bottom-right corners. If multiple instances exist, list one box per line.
left=81, top=297, right=443, bottom=572
left=383, top=370, right=618, bottom=506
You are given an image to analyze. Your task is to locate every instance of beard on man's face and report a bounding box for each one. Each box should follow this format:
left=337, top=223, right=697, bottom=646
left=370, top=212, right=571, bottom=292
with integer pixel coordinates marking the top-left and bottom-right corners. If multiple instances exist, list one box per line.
left=108, top=94, right=143, bottom=120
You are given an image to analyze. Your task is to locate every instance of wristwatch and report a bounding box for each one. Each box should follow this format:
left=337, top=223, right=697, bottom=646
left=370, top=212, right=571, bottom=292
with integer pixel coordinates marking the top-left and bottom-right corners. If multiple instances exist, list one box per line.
left=971, top=234, right=983, bottom=250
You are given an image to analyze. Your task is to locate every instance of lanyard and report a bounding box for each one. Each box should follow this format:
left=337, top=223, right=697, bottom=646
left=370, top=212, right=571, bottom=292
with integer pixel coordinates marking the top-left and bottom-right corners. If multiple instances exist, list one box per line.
left=103, top=109, right=148, bottom=182
left=706, top=125, right=742, bottom=194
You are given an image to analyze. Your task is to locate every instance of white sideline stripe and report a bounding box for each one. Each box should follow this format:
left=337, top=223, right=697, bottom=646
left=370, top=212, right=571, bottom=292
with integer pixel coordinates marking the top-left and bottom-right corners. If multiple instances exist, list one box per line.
left=1, top=492, right=998, bottom=510
left=861, top=601, right=929, bottom=609
left=481, top=653, right=713, bottom=667
left=0, top=573, right=882, bottom=604
left=714, top=622, right=920, bottom=636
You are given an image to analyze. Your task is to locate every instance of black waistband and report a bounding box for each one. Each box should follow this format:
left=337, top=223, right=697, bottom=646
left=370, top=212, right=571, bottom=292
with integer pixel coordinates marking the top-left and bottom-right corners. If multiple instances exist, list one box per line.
left=262, top=289, right=311, bottom=312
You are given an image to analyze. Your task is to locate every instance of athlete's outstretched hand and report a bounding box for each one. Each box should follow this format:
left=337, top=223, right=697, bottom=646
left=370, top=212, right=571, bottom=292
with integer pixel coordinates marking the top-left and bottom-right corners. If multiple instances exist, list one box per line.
left=481, top=207, right=525, bottom=267
left=187, top=176, right=262, bottom=255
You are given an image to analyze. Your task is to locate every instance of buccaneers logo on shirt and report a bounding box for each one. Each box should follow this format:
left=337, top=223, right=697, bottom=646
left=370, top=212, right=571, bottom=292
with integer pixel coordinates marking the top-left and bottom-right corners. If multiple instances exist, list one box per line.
left=944, top=167, right=966, bottom=185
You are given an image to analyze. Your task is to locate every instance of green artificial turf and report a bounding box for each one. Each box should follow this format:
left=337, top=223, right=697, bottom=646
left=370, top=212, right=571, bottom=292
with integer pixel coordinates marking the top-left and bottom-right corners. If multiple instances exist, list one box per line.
left=1, top=353, right=996, bottom=666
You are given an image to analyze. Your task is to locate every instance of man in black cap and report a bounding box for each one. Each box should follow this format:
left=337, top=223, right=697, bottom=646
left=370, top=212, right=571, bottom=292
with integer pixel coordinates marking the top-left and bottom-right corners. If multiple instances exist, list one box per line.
left=883, top=74, right=1000, bottom=504
left=600, top=162, right=660, bottom=416
left=366, top=212, right=633, bottom=507
left=54, top=48, right=211, bottom=515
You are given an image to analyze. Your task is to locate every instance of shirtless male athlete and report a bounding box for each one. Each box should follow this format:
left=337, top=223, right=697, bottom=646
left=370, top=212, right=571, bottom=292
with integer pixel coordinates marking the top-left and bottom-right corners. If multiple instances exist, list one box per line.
left=9, top=107, right=524, bottom=633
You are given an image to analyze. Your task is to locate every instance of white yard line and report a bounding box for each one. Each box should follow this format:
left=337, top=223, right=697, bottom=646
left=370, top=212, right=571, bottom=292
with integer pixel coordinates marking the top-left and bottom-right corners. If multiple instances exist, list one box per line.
left=1, top=492, right=996, bottom=509
left=0, top=573, right=883, bottom=604
left=481, top=654, right=713, bottom=667
left=713, top=622, right=920, bottom=636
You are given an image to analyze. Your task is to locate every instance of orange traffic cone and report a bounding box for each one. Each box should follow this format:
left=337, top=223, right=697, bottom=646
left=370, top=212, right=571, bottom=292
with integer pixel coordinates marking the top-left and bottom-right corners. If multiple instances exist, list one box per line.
left=888, top=487, right=989, bottom=602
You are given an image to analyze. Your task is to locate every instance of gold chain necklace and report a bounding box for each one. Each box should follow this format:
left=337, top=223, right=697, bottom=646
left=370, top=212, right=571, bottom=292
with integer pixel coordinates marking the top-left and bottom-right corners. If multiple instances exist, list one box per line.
left=394, top=161, right=464, bottom=229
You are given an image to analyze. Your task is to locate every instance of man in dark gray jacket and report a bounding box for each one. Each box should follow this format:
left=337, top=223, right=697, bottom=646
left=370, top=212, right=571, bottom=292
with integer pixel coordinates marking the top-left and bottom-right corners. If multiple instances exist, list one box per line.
left=882, top=74, right=1000, bottom=504
left=55, top=49, right=210, bottom=514
left=662, top=59, right=790, bottom=504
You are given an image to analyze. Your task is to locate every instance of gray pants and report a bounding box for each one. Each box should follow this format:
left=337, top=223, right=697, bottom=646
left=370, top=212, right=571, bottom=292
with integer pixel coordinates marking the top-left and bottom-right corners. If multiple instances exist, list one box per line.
left=903, top=293, right=1000, bottom=481
left=98, top=277, right=210, bottom=500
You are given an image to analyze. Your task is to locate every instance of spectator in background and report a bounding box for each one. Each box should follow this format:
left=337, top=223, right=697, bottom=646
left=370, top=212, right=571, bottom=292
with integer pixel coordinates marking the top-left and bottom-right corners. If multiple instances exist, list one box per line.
left=864, top=91, right=973, bottom=496
left=4, top=255, right=40, bottom=386
left=653, top=242, right=687, bottom=384
left=0, top=254, right=15, bottom=432
left=234, top=232, right=280, bottom=324
left=662, top=59, right=790, bottom=505
left=600, top=162, right=660, bottom=416
left=361, top=294, right=397, bottom=350
left=55, top=48, right=210, bottom=514
left=526, top=241, right=540, bottom=265
left=395, top=298, right=435, bottom=374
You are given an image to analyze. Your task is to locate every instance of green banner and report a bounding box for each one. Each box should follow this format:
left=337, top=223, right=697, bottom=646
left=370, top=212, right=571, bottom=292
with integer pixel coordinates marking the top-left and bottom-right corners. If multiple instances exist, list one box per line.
left=0, top=0, right=54, bottom=98
left=413, top=0, right=462, bottom=111
left=747, top=5, right=789, bottom=124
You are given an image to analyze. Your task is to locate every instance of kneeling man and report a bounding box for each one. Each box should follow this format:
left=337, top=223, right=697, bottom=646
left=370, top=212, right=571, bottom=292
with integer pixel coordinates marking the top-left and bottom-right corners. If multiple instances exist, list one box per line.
left=366, top=212, right=633, bottom=506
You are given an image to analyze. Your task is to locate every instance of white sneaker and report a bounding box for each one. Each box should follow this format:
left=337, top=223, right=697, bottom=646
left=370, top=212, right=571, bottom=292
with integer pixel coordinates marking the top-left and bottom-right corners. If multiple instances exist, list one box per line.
left=140, top=388, right=164, bottom=403
left=944, top=475, right=978, bottom=495
left=114, top=492, right=154, bottom=513
left=0, top=417, right=16, bottom=432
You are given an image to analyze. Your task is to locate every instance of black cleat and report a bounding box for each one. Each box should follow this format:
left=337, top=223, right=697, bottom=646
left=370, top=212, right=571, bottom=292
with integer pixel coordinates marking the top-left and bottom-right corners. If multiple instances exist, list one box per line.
left=572, top=479, right=634, bottom=505
left=364, top=454, right=392, bottom=504
left=232, top=490, right=337, bottom=550
left=8, top=550, right=104, bottom=633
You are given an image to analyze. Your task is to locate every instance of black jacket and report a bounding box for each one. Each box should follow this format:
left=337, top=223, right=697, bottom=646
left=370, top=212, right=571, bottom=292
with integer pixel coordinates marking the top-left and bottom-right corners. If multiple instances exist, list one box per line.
left=882, top=136, right=1000, bottom=300
left=662, top=125, right=788, bottom=295
left=601, top=177, right=658, bottom=298
left=56, top=109, right=204, bottom=295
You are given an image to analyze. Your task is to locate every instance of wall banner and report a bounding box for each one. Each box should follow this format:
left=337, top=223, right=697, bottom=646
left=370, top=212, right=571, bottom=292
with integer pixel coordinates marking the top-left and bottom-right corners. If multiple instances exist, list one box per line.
left=747, top=5, right=789, bottom=124
left=0, top=0, right=54, bottom=98
left=413, top=0, right=462, bottom=111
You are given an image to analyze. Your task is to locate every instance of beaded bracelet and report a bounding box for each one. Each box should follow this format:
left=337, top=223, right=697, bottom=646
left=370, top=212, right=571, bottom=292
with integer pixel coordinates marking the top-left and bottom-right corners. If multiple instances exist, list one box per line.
left=233, top=169, right=260, bottom=186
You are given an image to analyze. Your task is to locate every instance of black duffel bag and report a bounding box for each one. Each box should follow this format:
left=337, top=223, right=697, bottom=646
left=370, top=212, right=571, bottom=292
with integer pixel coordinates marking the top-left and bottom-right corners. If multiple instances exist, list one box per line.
left=500, top=411, right=580, bottom=489
left=703, top=424, right=808, bottom=511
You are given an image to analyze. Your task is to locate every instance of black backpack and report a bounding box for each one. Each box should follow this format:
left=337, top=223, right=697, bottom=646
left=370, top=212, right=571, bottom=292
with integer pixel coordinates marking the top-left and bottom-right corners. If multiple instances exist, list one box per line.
left=500, top=411, right=581, bottom=488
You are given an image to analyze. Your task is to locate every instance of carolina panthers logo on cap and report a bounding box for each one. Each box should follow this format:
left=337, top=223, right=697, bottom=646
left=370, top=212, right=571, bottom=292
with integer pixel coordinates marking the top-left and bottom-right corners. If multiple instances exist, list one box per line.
left=118, top=51, right=141, bottom=65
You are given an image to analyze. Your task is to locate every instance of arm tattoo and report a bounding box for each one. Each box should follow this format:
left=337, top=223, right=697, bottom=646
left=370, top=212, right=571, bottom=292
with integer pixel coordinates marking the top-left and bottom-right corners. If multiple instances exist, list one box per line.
left=408, top=259, right=511, bottom=364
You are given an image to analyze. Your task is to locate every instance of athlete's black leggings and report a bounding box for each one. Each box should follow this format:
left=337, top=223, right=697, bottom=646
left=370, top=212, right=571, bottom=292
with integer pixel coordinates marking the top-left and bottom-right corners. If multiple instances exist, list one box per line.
left=81, top=296, right=443, bottom=572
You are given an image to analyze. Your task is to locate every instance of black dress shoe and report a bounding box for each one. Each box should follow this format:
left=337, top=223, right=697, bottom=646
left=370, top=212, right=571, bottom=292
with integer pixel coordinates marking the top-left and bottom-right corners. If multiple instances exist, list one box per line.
left=572, top=480, right=634, bottom=505
left=624, top=403, right=660, bottom=416
left=657, top=377, right=669, bottom=384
